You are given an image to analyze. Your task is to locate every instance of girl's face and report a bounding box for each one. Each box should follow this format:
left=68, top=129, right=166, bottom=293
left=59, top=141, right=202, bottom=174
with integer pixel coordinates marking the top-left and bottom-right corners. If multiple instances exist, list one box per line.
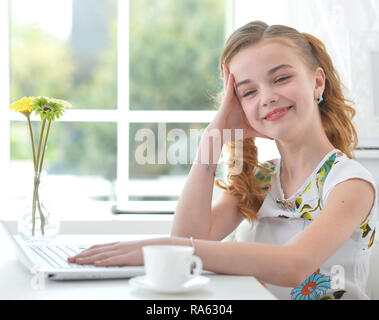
left=228, top=39, right=324, bottom=140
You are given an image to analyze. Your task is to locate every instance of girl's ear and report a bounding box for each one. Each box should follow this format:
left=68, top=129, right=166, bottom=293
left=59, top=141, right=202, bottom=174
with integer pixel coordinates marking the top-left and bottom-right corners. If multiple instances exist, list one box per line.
left=314, top=67, right=326, bottom=99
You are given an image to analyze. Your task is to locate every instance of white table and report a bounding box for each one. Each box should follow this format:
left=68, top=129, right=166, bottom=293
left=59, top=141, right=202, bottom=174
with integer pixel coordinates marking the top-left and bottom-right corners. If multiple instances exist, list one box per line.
left=0, top=234, right=277, bottom=300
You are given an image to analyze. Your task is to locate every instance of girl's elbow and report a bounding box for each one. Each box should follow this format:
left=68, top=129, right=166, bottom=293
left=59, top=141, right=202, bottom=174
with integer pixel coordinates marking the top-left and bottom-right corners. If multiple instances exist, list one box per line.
left=288, top=253, right=314, bottom=288
left=270, top=252, right=311, bottom=288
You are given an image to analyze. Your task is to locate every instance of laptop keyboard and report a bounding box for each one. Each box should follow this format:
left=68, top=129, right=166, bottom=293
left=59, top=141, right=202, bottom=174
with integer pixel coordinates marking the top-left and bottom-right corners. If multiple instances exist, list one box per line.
left=29, top=245, right=96, bottom=269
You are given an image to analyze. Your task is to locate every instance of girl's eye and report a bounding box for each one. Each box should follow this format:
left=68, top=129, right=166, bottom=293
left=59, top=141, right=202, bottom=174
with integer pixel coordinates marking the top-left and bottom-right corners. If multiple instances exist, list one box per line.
left=275, top=76, right=291, bottom=83
left=241, top=76, right=291, bottom=97
left=242, top=90, right=256, bottom=98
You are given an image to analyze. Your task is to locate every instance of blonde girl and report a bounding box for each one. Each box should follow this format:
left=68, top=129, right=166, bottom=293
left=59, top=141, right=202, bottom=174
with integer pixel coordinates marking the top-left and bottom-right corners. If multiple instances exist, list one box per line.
left=69, top=21, right=377, bottom=300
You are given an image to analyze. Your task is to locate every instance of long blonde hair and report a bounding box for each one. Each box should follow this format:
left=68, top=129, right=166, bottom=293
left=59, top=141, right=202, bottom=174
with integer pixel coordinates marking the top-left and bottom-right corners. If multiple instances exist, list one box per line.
left=215, top=21, right=358, bottom=225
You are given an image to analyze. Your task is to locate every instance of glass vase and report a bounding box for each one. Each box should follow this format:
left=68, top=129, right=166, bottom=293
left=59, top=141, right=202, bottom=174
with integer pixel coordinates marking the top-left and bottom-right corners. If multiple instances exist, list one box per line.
left=18, top=171, right=59, bottom=244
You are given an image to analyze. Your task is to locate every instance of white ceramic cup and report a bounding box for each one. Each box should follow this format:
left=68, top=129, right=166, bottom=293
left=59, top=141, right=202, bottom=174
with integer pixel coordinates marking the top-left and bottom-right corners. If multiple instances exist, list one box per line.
left=142, top=245, right=202, bottom=289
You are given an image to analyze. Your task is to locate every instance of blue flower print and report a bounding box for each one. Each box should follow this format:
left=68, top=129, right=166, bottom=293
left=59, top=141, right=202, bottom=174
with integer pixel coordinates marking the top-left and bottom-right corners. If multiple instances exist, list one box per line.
left=291, top=269, right=331, bottom=300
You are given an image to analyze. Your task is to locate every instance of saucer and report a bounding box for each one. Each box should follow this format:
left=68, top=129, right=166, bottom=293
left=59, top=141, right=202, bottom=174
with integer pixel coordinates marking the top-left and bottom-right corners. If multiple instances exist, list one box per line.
left=129, top=275, right=210, bottom=293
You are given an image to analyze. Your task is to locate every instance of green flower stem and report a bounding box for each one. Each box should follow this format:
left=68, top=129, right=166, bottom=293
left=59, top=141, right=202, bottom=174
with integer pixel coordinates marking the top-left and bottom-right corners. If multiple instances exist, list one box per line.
left=35, top=118, right=47, bottom=173
left=38, top=120, right=52, bottom=173
left=31, top=118, right=48, bottom=237
left=27, top=115, right=38, bottom=237
left=31, top=174, right=39, bottom=236
left=31, top=171, right=46, bottom=236
left=36, top=192, right=45, bottom=236
left=26, top=116, right=37, bottom=172
left=36, top=120, right=51, bottom=235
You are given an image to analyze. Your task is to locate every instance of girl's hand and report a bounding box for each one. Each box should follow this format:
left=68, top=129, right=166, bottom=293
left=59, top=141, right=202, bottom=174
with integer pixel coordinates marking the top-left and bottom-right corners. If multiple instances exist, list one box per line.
left=210, top=64, right=273, bottom=141
left=67, top=238, right=166, bottom=267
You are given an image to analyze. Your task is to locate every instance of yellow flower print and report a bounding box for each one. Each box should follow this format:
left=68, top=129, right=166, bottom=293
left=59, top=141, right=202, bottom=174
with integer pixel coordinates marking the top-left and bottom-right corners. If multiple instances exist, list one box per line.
left=295, top=197, right=302, bottom=209
left=368, top=229, right=375, bottom=248
left=302, top=181, right=311, bottom=194
left=300, top=212, right=313, bottom=220
left=360, top=222, right=372, bottom=238
left=320, top=290, right=347, bottom=300
left=298, top=198, right=322, bottom=221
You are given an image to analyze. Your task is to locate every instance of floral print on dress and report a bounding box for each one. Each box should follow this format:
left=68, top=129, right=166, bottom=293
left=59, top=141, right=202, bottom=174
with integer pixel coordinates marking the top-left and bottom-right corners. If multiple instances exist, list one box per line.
left=254, top=149, right=375, bottom=299
left=315, top=152, right=342, bottom=191
left=255, top=160, right=277, bottom=183
left=360, top=221, right=372, bottom=238
left=360, top=221, right=376, bottom=249
left=290, top=269, right=331, bottom=300
left=298, top=198, right=322, bottom=220
left=255, top=160, right=277, bottom=194
left=271, top=151, right=343, bottom=220
left=320, top=290, right=347, bottom=300
left=368, top=229, right=376, bottom=248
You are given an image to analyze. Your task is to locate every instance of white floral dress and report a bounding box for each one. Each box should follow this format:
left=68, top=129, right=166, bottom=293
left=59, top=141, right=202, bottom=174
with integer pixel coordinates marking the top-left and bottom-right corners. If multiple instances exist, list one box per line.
left=234, top=149, right=378, bottom=300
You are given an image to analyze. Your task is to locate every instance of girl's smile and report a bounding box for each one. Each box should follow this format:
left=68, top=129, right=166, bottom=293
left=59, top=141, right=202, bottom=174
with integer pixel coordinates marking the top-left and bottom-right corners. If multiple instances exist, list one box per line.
left=263, top=105, right=293, bottom=121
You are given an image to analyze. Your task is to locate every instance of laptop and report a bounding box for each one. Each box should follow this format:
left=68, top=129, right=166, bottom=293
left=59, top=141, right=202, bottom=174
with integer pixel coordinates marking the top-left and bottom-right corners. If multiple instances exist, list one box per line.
left=0, top=219, right=145, bottom=280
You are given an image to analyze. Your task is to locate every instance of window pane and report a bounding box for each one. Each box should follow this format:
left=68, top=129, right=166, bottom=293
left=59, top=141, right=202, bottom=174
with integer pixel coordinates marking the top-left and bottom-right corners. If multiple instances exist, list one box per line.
left=10, top=0, right=117, bottom=109
left=10, top=121, right=117, bottom=201
left=129, top=122, right=226, bottom=201
left=130, top=0, right=225, bottom=111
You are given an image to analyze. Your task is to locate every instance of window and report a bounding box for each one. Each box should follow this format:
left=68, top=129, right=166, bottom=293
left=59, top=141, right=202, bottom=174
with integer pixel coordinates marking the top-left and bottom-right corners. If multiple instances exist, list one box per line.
left=4, top=0, right=244, bottom=219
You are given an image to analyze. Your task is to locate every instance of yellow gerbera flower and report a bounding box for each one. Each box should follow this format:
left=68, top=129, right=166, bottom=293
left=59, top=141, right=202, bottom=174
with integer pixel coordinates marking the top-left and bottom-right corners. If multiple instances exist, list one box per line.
left=9, top=97, right=35, bottom=116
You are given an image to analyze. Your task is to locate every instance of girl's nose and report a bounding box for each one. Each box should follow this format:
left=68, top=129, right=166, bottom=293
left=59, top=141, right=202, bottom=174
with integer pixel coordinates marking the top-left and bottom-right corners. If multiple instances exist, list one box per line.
left=260, top=88, right=279, bottom=106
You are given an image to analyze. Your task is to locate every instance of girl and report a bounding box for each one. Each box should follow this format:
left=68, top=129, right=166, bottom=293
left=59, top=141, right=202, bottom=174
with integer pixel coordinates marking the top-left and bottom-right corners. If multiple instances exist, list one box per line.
left=68, top=21, right=377, bottom=300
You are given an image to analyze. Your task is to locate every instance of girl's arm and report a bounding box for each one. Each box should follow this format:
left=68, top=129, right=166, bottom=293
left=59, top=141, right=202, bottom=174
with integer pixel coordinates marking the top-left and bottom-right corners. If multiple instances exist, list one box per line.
left=170, top=126, right=244, bottom=241
left=69, top=178, right=374, bottom=287
left=171, top=65, right=269, bottom=241
left=173, top=178, right=375, bottom=288
left=287, top=178, right=375, bottom=280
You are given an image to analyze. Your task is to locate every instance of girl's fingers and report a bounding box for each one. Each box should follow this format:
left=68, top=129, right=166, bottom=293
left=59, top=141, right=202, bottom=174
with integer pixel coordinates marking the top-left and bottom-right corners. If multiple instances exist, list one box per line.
left=74, top=249, right=122, bottom=265
left=68, top=243, right=121, bottom=262
left=94, top=250, right=142, bottom=267
left=89, top=242, right=118, bottom=250
left=225, top=73, right=236, bottom=102
left=223, top=63, right=229, bottom=89
left=79, top=242, right=118, bottom=255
